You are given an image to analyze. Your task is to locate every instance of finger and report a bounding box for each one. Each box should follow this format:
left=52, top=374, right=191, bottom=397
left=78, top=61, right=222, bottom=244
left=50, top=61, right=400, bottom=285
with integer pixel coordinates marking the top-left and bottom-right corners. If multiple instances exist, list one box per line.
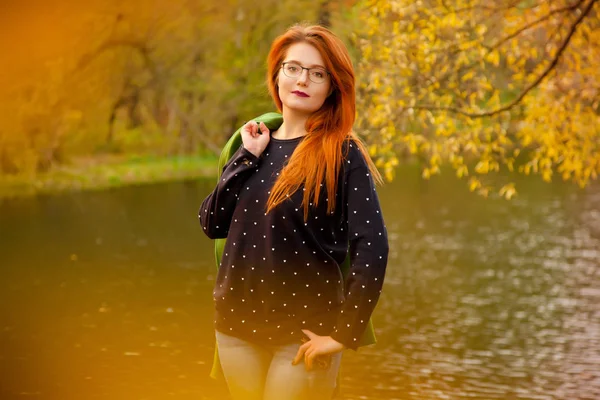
left=301, top=329, right=317, bottom=340
left=241, top=124, right=252, bottom=139
left=305, top=348, right=317, bottom=371
left=244, top=121, right=257, bottom=136
left=292, top=342, right=311, bottom=366
left=258, top=121, right=270, bottom=135
left=252, top=122, right=261, bottom=138
left=293, top=343, right=309, bottom=366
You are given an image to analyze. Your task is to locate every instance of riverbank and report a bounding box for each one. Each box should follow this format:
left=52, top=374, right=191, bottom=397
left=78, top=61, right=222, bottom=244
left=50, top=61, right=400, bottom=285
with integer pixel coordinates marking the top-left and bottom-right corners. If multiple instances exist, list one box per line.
left=0, top=154, right=219, bottom=200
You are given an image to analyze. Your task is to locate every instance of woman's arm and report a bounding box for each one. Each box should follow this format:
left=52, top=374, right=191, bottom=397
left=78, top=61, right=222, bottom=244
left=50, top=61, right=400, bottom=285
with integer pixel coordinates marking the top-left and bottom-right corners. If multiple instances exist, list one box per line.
left=331, top=145, right=389, bottom=350
left=199, top=121, right=270, bottom=239
left=198, top=146, right=259, bottom=239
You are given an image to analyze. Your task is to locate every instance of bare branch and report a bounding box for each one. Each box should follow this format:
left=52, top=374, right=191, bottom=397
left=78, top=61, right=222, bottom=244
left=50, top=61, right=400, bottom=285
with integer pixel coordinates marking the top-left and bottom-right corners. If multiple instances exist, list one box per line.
left=488, top=1, right=583, bottom=52
left=430, top=0, right=584, bottom=90
left=410, top=2, right=574, bottom=100
left=76, top=38, right=157, bottom=78
left=178, top=112, right=221, bottom=156
left=450, top=0, right=524, bottom=15
left=411, top=0, right=597, bottom=119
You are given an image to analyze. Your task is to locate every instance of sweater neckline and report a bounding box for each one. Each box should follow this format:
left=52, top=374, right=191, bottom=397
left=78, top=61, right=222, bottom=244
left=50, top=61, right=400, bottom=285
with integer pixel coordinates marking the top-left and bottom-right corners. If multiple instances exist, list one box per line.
left=269, top=132, right=305, bottom=143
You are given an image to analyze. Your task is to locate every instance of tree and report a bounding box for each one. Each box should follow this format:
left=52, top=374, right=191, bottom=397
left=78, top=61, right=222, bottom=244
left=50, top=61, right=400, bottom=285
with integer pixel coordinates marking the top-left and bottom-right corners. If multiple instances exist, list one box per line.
left=0, top=0, right=326, bottom=176
left=355, top=0, right=600, bottom=198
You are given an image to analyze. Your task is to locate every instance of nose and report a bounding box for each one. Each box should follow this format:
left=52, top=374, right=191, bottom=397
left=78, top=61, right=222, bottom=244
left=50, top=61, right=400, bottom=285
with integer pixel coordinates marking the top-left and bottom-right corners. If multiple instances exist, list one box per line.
left=296, top=69, right=309, bottom=85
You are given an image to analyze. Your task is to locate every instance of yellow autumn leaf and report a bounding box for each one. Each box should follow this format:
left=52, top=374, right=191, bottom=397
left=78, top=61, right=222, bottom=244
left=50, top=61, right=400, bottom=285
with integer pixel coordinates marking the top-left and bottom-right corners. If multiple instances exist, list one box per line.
left=475, top=160, right=489, bottom=174
left=499, top=184, right=516, bottom=200
left=542, top=169, right=552, bottom=182
left=422, top=168, right=431, bottom=179
left=469, top=177, right=481, bottom=192
left=485, top=49, right=500, bottom=66
left=461, top=71, right=476, bottom=82
left=456, top=165, right=468, bottom=178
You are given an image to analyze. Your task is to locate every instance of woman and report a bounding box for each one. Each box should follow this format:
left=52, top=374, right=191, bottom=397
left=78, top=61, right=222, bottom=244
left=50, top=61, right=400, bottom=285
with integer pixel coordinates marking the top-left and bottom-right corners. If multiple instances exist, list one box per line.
left=199, top=23, right=388, bottom=400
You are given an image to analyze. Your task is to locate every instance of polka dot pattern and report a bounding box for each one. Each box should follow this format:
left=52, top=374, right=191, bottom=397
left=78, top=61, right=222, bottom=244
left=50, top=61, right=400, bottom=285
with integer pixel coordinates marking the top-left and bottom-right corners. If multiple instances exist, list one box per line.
left=199, top=138, right=388, bottom=349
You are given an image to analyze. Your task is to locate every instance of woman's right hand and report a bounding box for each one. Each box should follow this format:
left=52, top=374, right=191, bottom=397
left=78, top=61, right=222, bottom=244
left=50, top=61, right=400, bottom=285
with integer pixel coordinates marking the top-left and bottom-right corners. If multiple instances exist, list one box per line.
left=241, top=121, right=270, bottom=158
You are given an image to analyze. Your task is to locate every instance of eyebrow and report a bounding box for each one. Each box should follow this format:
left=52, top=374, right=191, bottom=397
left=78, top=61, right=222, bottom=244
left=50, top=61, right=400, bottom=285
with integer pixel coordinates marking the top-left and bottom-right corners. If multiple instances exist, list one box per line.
left=284, top=60, right=326, bottom=69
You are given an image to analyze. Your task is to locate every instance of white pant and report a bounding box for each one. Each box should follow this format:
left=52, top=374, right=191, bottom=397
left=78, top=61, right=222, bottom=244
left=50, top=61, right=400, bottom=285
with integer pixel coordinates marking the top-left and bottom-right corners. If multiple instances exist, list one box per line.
left=215, top=330, right=342, bottom=400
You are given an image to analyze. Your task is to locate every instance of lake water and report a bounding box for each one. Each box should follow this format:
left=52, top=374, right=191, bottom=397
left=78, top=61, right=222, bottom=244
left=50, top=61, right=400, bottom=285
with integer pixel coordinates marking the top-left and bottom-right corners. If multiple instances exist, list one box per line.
left=1, top=167, right=599, bottom=400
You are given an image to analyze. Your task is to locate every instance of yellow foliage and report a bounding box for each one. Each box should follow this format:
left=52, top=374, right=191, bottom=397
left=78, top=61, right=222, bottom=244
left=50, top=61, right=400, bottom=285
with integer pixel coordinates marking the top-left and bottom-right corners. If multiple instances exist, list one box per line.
left=422, top=168, right=431, bottom=179
left=485, top=50, right=500, bottom=66
left=0, top=0, right=326, bottom=176
left=355, top=0, right=600, bottom=198
left=475, top=160, right=489, bottom=174
left=461, top=71, right=476, bottom=82
left=469, top=177, right=481, bottom=192
left=499, top=184, right=516, bottom=200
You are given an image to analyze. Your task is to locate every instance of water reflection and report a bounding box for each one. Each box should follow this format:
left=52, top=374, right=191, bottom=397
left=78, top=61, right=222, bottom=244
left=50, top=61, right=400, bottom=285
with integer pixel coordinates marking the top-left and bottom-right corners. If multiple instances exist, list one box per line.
left=0, top=174, right=598, bottom=399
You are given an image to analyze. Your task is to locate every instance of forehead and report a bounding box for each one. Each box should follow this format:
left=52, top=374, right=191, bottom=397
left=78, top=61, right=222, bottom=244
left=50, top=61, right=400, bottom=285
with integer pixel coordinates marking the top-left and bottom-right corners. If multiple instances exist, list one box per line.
left=283, top=42, right=326, bottom=68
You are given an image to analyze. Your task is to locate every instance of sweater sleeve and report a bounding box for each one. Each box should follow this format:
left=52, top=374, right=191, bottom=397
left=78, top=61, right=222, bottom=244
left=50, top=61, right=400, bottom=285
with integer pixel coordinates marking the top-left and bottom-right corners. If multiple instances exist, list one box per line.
left=199, top=145, right=259, bottom=239
left=330, top=146, right=389, bottom=350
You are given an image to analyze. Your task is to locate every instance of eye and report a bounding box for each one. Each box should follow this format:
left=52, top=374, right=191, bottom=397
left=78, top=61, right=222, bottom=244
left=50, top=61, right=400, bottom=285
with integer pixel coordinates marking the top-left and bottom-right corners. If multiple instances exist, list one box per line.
left=286, top=64, right=300, bottom=72
left=313, top=70, right=325, bottom=78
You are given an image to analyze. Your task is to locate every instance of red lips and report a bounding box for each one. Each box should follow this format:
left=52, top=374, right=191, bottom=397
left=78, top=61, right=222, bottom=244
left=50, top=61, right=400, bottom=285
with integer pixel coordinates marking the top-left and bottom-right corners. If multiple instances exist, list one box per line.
left=292, top=90, right=309, bottom=97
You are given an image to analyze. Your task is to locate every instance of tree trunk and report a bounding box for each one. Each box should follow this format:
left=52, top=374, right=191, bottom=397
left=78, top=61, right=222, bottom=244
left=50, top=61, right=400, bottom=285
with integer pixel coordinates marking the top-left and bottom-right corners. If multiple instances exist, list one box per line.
left=317, top=0, right=331, bottom=27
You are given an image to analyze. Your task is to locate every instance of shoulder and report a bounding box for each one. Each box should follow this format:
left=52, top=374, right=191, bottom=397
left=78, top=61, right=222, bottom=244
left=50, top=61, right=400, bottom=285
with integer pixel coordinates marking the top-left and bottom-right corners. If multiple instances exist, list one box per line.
left=342, top=137, right=369, bottom=171
left=218, top=130, right=243, bottom=169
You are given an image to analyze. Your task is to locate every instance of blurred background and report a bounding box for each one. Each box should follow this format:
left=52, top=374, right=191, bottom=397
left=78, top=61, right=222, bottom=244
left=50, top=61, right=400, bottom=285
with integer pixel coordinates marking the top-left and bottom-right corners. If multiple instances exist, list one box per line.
left=1, top=0, right=599, bottom=399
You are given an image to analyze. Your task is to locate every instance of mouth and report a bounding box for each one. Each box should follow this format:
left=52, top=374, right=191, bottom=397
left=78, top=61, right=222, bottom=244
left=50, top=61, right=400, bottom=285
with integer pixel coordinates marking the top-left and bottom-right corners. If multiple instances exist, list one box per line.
left=292, top=91, right=309, bottom=98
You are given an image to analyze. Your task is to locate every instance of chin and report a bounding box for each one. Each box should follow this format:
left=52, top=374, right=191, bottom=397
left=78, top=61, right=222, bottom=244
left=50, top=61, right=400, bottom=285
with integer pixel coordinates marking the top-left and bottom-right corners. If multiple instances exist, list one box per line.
left=291, top=105, right=319, bottom=114
left=284, top=100, right=323, bottom=115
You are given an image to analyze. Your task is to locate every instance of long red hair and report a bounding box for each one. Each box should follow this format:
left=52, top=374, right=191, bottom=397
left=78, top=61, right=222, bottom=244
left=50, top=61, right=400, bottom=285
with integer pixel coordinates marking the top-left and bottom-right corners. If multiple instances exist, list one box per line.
left=265, top=24, right=382, bottom=220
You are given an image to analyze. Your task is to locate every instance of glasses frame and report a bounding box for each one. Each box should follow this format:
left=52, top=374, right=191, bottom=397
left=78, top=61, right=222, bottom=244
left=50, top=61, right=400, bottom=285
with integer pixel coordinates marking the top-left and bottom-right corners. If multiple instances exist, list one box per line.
left=280, top=62, right=330, bottom=84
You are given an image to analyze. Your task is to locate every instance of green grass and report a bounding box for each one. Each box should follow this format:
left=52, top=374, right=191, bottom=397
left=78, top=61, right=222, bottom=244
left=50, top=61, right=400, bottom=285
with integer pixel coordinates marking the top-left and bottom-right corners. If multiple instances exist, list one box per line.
left=0, top=154, right=219, bottom=199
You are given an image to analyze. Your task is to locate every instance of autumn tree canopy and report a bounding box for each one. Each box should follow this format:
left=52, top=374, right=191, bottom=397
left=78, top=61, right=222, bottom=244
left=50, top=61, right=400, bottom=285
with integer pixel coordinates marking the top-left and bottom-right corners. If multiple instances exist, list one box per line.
left=3, top=0, right=598, bottom=200
left=0, top=0, right=332, bottom=176
left=355, top=0, right=600, bottom=197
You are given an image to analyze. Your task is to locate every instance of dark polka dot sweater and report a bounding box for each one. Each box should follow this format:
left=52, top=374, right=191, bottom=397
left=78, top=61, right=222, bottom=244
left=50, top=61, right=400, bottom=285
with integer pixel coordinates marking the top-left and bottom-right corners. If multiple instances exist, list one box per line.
left=199, top=135, right=388, bottom=350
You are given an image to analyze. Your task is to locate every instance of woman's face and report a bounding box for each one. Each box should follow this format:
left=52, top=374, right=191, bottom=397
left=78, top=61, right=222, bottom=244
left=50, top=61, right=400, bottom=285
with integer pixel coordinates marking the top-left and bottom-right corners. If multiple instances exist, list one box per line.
left=277, top=42, right=332, bottom=116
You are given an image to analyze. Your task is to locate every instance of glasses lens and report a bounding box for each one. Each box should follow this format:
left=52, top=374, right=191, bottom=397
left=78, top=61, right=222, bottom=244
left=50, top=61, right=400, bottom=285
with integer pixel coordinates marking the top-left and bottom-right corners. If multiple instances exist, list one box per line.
left=282, top=63, right=328, bottom=83
left=283, top=63, right=301, bottom=78
left=309, top=69, right=326, bottom=83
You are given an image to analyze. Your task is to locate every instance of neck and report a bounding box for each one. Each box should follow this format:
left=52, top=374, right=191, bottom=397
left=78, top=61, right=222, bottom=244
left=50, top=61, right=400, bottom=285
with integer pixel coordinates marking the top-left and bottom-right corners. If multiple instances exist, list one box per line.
left=276, top=109, right=310, bottom=139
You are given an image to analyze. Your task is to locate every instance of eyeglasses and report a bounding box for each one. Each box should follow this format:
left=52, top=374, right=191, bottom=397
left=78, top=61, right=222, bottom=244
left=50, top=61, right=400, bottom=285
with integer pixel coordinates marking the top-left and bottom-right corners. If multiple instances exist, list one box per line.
left=281, top=62, right=329, bottom=84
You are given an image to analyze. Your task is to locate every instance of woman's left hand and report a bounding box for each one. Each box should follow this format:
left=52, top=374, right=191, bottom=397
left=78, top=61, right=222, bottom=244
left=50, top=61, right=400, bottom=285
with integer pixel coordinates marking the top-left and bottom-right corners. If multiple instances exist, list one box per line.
left=292, top=329, right=345, bottom=371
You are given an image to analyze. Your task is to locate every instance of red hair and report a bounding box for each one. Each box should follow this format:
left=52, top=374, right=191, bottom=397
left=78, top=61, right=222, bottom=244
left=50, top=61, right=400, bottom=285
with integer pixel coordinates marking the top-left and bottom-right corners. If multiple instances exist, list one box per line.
left=265, top=24, right=382, bottom=220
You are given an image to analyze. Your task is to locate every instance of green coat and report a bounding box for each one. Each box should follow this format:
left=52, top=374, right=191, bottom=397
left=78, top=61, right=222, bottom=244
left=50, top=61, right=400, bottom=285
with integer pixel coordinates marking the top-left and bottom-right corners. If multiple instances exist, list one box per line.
left=209, top=111, right=376, bottom=380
